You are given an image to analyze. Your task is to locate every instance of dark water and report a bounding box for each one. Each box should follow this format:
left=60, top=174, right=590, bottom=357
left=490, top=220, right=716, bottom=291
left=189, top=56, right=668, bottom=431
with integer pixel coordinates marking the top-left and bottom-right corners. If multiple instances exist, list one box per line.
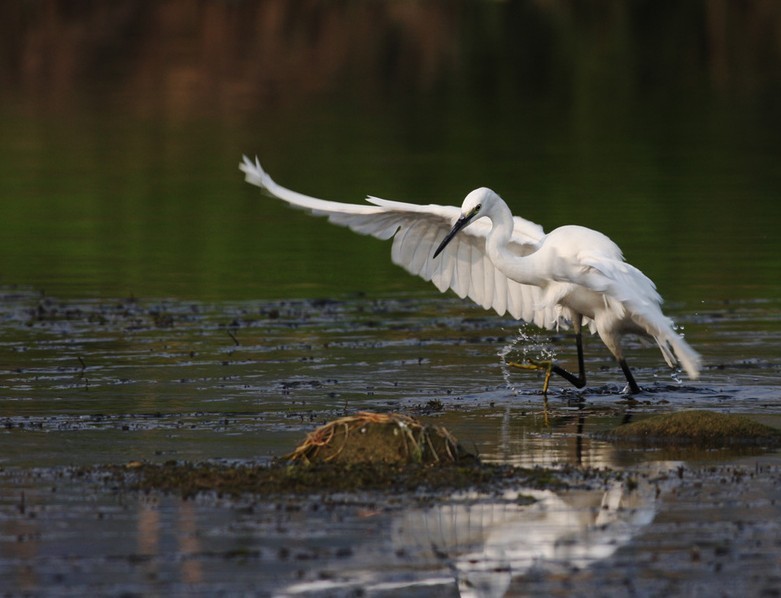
left=2, top=1, right=781, bottom=595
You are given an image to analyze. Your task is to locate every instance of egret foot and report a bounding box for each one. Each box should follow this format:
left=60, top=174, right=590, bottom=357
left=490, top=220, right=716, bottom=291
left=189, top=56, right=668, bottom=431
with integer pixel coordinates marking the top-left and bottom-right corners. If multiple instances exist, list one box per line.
left=507, top=359, right=554, bottom=395
left=508, top=357, right=588, bottom=395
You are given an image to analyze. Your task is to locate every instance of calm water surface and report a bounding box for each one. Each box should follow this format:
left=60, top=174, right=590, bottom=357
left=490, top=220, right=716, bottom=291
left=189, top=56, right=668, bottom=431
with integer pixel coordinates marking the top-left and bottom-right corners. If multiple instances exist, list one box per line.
left=1, top=1, right=781, bottom=595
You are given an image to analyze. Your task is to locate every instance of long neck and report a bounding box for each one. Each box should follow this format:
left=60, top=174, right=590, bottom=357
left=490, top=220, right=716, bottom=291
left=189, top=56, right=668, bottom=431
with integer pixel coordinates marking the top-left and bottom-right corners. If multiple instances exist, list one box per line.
left=485, top=203, right=547, bottom=287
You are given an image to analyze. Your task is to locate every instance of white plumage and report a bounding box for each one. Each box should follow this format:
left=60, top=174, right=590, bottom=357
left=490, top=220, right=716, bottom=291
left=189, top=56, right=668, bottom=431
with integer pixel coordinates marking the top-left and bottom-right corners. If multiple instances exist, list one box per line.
left=240, top=156, right=700, bottom=393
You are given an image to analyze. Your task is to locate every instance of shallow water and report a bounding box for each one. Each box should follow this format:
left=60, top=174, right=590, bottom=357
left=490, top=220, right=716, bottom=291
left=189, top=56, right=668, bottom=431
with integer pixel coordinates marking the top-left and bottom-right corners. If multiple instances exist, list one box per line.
left=2, top=290, right=781, bottom=595
left=2, top=1, right=781, bottom=596
left=2, top=290, right=779, bottom=466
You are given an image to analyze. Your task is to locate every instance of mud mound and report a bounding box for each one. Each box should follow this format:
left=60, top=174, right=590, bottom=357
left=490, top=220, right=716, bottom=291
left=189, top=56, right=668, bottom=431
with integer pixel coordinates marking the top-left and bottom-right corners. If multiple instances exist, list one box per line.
left=596, top=410, right=781, bottom=448
left=287, top=412, right=475, bottom=465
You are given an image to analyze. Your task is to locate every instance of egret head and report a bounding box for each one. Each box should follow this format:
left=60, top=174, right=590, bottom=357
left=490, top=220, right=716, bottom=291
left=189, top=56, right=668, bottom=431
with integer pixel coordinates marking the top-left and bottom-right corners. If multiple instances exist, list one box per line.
left=433, top=187, right=498, bottom=258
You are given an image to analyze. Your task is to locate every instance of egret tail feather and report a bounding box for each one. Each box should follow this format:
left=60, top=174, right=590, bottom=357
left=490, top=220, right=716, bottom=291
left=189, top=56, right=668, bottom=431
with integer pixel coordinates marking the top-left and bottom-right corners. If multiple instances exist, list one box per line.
left=636, top=311, right=702, bottom=380
left=662, top=331, right=701, bottom=380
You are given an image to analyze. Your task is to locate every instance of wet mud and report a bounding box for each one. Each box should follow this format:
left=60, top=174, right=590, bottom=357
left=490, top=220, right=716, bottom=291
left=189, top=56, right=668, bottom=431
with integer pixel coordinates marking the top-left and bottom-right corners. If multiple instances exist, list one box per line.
left=74, top=459, right=565, bottom=499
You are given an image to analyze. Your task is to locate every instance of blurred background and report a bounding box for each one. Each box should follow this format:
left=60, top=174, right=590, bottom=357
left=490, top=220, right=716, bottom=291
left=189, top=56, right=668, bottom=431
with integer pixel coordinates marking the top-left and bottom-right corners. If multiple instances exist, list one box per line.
left=1, top=0, right=780, bottom=302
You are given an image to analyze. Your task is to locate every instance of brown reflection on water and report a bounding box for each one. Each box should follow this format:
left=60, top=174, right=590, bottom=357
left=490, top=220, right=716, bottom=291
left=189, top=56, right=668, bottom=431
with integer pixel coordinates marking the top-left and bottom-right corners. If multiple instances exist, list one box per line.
left=137, top=502, right=161, bottom=583
left=1, top=1, right=459, bottom=119
left=1, top=490, right=40, bottom=592
left=3, top=0, right=781, bottom=118
left=177, top=500, right=204, bottom=586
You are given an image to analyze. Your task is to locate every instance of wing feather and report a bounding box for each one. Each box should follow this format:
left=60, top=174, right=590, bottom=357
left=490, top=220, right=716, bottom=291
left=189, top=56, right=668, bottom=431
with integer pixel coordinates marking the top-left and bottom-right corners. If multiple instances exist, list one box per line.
left=481, top=253, right=494, bottom=310
left=241, top=156, right=552, bottom=328
left=470, top=247, right=485, bottom=307
left=507, top=279, right=523, bottom=320
left=409, top=221, right=439, bottom=276
left=493, top=266, right=508, bottom=316
left=455, top=238, right=472, bottom=299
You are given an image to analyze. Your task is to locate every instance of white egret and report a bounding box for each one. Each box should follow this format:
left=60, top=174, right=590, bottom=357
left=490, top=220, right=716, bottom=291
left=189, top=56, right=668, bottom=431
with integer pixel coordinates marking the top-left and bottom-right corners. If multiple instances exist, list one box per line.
left=240, top=156, right=701, bottom=394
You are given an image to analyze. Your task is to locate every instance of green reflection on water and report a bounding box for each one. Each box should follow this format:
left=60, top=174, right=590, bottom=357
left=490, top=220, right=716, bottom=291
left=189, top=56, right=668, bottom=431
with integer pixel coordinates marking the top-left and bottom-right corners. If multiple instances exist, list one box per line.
left=0, top=1, right=779, bottom=303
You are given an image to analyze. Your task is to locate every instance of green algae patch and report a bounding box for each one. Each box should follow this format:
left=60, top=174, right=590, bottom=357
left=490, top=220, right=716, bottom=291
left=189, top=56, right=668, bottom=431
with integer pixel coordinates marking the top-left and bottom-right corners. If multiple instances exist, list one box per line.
left=596, top=410, right=781, bottom=448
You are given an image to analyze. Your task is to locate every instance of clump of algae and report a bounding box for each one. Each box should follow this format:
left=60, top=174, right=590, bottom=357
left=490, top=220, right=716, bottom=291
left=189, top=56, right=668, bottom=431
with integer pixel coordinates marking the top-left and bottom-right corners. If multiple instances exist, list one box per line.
left=286, top=411, right=474, bottom=465
left=597, top=410, right=781, bottom=448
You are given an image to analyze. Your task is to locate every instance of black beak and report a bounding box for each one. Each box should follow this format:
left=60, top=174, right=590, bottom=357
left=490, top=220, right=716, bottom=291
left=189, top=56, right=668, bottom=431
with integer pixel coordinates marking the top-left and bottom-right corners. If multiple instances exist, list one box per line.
left=433, top=214, right=473, bottom=258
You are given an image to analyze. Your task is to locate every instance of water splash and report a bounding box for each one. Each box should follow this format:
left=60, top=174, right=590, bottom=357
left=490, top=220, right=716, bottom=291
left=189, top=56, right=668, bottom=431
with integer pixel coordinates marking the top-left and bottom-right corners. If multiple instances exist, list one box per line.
left=498, top=325, right=557, bottom=393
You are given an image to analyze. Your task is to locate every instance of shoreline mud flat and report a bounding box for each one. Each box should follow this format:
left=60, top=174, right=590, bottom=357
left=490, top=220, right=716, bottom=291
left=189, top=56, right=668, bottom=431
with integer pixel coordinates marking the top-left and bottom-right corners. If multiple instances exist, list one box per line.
left=2, top=410, right=781, bottom=596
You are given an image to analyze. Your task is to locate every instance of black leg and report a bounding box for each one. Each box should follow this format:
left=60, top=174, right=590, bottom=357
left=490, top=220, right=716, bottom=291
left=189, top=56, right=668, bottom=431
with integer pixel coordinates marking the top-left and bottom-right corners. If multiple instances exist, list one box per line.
left=618, top=358, right=641, bottom=394
left=550, top=331, right=587, bottom=389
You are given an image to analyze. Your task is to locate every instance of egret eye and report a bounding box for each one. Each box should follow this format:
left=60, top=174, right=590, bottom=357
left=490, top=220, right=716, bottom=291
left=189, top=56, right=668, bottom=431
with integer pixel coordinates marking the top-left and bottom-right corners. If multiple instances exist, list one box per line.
left=473, top=204, right=482, bottom=215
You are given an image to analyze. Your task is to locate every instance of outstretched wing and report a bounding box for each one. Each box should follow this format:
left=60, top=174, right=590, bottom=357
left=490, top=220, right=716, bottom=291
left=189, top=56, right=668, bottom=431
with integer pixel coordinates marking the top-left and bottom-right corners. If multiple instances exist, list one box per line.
left=240, top=156, right=554, bottom=328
